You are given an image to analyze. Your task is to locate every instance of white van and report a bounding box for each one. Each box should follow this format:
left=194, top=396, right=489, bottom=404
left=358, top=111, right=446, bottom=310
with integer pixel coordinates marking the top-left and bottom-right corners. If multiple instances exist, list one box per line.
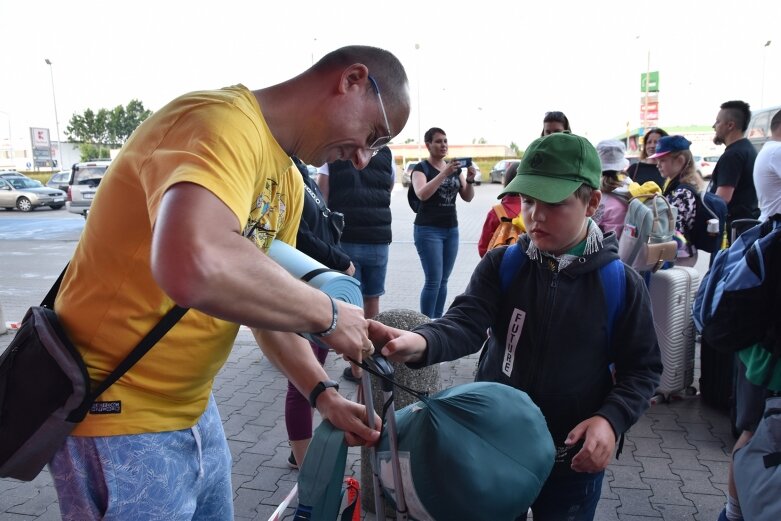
left=746, top=105, right=781, bottom=153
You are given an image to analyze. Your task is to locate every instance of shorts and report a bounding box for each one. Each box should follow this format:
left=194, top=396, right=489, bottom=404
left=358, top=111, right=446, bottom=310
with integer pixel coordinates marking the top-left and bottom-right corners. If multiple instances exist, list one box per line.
left=736, top=358, right=772, bottom=433
left=341, top=242, right=389, bottom=298
left=49, top=394, right=233, bottom=521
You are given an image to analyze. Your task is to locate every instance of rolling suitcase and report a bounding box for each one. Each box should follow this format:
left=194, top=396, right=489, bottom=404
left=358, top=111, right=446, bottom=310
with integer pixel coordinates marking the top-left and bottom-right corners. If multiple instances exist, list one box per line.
left=648, top=266, right=700, bottom=402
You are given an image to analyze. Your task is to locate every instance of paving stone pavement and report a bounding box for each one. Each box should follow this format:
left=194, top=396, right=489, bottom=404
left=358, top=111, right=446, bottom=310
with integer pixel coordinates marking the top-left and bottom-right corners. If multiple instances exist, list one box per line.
left=0, top=183, right=734, bottom=520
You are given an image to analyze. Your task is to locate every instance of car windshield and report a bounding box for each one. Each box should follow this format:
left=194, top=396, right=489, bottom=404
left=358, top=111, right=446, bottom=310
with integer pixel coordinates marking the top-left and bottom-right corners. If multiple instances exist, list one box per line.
left=74, top=166, right=108, bottom=183
left=8, top=178, right=42, bottom=189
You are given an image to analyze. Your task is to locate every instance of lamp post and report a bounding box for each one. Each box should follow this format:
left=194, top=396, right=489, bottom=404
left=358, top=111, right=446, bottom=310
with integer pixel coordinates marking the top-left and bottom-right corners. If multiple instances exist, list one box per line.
left=761, top=40, right=772, bottom=107
left=0, top=110, right=12, bottom=168
left=44, top=58, right=64, bottom=170
left=415, top=43, right=422, bottom=161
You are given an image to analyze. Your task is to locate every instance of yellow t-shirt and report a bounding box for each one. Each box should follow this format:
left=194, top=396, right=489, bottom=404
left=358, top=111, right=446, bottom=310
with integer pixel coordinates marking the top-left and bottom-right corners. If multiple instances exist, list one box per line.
left=55, top=85, right=303, bottom=436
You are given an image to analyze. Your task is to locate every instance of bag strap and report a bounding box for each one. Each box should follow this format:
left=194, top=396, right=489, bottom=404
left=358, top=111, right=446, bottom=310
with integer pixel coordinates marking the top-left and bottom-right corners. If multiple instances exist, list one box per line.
left=493, top=203, right=508, bottom=221
left=45, top=263, right=190, bottom=416
left=88, top=304, right=189, bottom=403
left=499, top=244, right=625, bottom=345
left=294, top=420, right=348, bottom=521
left=41, top=263, right=69, bottom=309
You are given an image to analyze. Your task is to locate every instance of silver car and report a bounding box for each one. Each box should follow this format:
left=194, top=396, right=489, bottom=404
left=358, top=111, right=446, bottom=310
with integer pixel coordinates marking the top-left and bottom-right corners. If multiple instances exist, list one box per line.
left=66, top=160, right=112, bottom=218
left=0, top=176, right=66, bottom=211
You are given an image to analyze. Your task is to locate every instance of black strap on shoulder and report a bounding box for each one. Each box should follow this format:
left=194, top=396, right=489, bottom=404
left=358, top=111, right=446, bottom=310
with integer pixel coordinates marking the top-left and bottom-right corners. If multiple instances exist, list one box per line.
left=41, top=263, right=69, bottom=309
left=89, top=304, right=189, bottom=402
left=45, top=262, right=189, bottom=415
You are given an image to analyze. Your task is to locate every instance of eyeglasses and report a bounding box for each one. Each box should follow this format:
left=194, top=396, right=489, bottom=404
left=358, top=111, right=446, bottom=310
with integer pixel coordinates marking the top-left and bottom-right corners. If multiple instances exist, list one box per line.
left=367, top=75, right=392, bottom=155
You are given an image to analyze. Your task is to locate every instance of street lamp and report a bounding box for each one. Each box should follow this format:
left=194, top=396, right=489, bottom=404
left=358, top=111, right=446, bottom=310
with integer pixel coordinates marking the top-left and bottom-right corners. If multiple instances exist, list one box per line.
left=415, top=43, right=422, bottom=161
left=44, top=58, right=64, bottom=170
left=761, top=40, right=772, bottom=107
left=0, top=110, right=12, bottom=167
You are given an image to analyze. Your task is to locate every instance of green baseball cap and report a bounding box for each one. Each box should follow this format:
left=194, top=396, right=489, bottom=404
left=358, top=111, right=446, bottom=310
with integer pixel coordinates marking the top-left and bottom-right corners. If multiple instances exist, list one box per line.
left=499, top=133, right=601, bottom=203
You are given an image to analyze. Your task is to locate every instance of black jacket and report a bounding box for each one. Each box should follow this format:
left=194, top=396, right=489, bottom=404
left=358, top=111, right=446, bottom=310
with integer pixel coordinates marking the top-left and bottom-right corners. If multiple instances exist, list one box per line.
left=411, top=234, right=662, bottom=474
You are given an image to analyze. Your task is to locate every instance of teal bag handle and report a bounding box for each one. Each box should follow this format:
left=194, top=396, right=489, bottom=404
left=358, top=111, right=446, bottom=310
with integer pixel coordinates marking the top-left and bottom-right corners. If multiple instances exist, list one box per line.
left=294, top=420, right=348, bottom=521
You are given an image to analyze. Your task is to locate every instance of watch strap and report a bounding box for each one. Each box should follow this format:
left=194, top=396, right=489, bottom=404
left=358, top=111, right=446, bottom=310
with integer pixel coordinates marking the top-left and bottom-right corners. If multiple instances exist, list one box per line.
left=308, top=380, right=340, bottom=408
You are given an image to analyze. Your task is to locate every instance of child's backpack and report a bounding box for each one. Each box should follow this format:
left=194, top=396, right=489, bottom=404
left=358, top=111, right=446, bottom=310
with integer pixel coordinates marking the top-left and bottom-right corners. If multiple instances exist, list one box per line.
left=693, top=215, right=781, bottom=353
left=676, top=183, right=728, bottom=253
left=617, top=194, right=678, bottom=272
left=499, top=243, right=625, bottom=346
left=486, top=204, right=525, bottom=251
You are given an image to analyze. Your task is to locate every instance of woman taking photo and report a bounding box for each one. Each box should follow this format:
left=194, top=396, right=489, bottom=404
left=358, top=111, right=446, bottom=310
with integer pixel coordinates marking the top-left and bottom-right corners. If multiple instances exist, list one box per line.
left=650, top=135, right=703, bottom=266
left=411, top=127, right=476, bottom=318
left=627, top=127, right=668, bottom=187
left=541, top=111, right=571, bottom=136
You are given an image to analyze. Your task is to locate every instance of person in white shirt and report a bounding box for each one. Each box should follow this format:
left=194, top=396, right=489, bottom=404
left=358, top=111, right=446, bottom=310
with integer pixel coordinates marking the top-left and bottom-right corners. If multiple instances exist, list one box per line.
left=753, top=109, right=781, bottom=220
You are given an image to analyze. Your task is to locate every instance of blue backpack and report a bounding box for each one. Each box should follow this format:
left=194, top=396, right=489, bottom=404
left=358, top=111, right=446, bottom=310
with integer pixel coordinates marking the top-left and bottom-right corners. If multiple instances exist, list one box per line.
left=693, top=215, right=781, bottom=352
left=677, top=183, right=728, bottom=253
left=499, top=243, right=625, bottom=346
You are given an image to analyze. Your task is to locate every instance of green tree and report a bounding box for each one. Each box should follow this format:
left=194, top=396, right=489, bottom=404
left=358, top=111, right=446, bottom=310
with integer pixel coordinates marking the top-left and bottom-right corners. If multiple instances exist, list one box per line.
left=510, top=142, right=523, bottom=157
left=66, top=100, right=152, bottom=160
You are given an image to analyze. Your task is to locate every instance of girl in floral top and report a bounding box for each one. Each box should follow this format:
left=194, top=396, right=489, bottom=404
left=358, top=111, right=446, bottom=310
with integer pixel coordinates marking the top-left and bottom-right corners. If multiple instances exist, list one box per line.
left=651, top=135, right=704, bottom=266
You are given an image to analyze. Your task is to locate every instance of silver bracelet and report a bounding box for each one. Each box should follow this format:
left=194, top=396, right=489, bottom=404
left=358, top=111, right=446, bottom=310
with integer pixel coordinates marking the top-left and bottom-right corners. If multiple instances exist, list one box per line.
left=313, top=295, right=338, bottom=337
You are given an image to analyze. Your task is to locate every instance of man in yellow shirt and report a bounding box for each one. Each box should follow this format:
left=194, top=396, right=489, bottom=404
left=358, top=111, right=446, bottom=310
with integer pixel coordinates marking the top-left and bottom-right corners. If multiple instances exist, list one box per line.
left=50, top=45, right=410, bottom=520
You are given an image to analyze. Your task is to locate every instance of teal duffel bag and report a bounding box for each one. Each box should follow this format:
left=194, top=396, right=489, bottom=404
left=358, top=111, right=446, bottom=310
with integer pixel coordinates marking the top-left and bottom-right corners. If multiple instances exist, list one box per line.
left=374, top=381, right=554, bottom=521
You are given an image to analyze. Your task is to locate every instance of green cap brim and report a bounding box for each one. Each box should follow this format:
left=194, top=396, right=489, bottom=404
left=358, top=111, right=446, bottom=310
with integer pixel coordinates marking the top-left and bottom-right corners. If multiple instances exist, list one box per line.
left=499, top=173, right=582, bottom=203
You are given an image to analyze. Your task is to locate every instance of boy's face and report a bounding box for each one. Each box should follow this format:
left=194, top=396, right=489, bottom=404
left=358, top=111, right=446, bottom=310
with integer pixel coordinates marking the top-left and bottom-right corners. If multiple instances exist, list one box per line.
left=521, top=189, right=601, bottom=256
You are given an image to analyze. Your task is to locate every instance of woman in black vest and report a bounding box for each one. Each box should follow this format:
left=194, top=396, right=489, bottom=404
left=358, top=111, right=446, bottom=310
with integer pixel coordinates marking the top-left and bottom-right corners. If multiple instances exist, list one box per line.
left=411, top=127, right=477, bottom=318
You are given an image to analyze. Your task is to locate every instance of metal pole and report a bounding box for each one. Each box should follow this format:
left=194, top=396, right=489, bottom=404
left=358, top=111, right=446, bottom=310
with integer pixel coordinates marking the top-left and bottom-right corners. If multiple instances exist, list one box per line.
left=0, top=110, right=12, bottom=168
left=45, top=59, right=64, bottom=170
left=761, top=40, right=771, bottom=107
left=415, top=44, right=422, bottom=161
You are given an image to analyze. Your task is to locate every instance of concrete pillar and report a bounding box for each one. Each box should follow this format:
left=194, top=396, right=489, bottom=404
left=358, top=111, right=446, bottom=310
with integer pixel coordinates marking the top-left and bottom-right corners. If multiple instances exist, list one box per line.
left=360, top=309, right=439, bottom=518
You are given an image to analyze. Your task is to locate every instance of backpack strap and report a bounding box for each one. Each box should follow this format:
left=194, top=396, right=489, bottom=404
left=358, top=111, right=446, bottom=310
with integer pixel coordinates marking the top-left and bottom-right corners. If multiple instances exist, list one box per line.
left=499, top=242, right=527, bottom=291
left=599, top=259, right=625, bottom=349
left=294, top=420, right=348, bottom=521
left=493, top=203, right=508, bottom=221
left=499, top=245, right=625, bottom=345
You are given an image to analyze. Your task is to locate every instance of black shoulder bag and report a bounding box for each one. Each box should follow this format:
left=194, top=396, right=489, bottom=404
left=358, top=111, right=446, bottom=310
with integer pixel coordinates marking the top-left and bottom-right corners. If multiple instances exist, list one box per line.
left=0, top=265, right=188, bottom=481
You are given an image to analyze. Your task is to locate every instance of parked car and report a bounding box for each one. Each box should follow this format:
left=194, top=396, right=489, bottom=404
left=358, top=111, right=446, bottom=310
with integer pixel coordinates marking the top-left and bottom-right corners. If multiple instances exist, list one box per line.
left=488, top=159, right=520, bottom=184
left=66, top=160, right=112, bottom=218
left=692, top=154, right=721, bottom=180
left=402, top=160, right=482, bottom=186
left=46, top=171, right=71, bottom=191
left=0, top=176, right=66, bottom=211
left=401, top=161, right=417, bottom=187
left=0, top=171, right=28, bottom=179
left=746, top=105, right=781, bottom=153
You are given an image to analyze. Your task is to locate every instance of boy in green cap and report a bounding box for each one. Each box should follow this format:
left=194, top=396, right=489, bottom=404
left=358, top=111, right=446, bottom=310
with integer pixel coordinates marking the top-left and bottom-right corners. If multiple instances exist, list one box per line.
left=370, top=132, right=662, bottom=521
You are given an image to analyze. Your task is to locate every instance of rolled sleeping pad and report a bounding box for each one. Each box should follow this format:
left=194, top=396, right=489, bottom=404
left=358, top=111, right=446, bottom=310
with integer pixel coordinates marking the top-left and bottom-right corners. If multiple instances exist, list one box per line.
left=267, top=240, right=363, bottom=307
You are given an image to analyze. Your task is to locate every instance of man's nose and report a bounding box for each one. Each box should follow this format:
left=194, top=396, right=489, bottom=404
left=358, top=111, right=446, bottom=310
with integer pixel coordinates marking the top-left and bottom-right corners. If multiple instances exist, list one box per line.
left=351, top=148, right=372, bottom=170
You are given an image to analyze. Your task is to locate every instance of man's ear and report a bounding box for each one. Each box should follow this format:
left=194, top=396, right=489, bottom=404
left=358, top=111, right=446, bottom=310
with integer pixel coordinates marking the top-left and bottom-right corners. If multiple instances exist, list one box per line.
left=339, top=64, right=370, bottom=94
left=585, top=189, right=602, bottom=217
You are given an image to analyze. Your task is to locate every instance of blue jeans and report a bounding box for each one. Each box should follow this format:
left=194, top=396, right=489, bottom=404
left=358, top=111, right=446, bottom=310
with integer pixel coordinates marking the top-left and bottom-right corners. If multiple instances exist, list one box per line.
left=519, top=471, right=604, bottom=521
left=341, top=242, right=389, bottom=297
left=413, top=224, right=459, bottom=318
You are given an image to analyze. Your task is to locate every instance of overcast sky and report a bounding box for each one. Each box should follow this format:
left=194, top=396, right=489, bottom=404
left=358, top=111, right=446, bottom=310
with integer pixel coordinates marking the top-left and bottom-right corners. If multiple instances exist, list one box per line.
left=1, top=0, right=779, bottom=154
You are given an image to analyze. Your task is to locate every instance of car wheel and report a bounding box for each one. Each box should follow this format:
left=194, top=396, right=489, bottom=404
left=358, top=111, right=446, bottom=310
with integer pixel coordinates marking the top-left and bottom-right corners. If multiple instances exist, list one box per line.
left=50, top=204, right=64, bottom=210
left=16, top=197, right=33, bottom=212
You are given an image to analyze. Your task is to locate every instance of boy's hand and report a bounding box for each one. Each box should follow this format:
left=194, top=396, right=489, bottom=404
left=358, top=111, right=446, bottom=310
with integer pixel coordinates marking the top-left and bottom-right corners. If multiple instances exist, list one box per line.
left=565, top=416, right=616, bottom=473
left=368, top=320, right=427, bottom=363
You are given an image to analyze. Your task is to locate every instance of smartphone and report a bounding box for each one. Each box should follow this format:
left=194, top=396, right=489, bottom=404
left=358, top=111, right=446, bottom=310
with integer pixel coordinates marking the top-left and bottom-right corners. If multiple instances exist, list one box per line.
left=454, top=157, right=473, bottom=168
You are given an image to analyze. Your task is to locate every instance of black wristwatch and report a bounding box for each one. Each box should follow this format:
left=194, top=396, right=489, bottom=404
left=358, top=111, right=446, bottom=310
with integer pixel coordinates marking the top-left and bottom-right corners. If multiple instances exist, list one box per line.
left=466, top=179, right=476, bottom=184
left=308, top=380, right=340, bottom=408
